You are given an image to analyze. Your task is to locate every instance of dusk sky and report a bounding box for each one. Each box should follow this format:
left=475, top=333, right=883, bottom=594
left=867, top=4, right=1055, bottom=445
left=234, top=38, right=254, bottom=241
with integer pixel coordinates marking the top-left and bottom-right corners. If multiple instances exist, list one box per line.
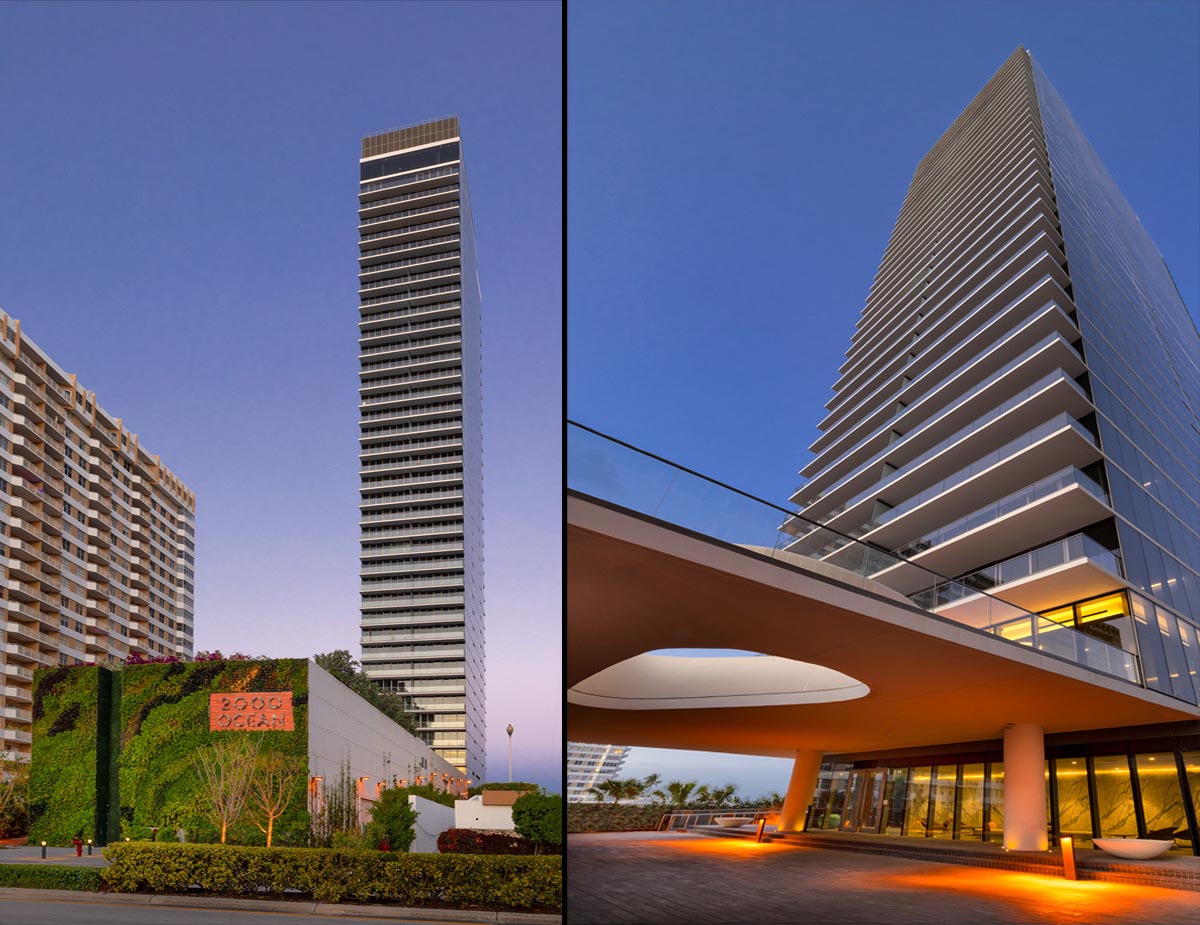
left=569, top=0, right=1199, bottom=798
left=0, top=1, right=561, bottom=791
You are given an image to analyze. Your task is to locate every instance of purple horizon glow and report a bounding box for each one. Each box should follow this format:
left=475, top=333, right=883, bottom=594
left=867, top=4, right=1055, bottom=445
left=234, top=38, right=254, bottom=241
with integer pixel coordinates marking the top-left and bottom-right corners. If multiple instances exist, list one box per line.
left=0, top=2, right=561, bottom=792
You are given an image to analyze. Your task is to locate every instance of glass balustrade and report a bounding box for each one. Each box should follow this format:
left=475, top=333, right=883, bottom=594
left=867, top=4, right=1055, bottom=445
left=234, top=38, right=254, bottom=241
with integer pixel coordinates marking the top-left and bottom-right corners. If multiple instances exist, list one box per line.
left=894, top=467, right=1107, bottom=558
left=568, top=421, right=1140, bottom=687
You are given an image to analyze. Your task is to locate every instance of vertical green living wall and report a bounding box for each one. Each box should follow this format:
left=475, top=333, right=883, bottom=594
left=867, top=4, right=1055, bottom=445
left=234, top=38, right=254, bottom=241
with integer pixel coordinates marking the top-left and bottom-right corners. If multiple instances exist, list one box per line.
left=30, top=659, right=310, bottom=847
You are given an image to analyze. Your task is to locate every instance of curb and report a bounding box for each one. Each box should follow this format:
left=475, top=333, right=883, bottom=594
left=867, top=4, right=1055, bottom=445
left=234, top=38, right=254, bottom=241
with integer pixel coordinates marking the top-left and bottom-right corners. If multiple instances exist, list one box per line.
left=0, top=887, right=562, bottom=922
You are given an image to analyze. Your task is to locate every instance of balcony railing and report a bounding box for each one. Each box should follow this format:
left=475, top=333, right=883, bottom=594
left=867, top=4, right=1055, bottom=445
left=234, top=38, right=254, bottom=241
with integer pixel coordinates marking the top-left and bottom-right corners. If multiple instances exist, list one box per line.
left=567, top=421, right=1141, bottom=688
left=911, top=533, right=1122, bottom=610
left=893, top=466, right=1107, bottom=558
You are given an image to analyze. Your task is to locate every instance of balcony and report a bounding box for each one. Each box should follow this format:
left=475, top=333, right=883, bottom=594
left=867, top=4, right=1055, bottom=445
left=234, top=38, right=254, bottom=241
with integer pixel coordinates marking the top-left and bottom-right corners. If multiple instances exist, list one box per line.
left=911, top=533, right=1125, bottom=620
left=0, top=664, right=34, bottom=683
left=874, top=467, right=1113, bottom=595
left=1, top=685, right=33, bottom=703
left=3, top=642, right=47, bottom=665
left=816, top=412, right=1101, bottom=564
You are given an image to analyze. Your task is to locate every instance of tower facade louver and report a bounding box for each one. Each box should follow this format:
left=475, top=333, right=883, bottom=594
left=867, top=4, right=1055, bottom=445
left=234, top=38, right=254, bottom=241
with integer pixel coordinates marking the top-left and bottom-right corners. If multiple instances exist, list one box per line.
left=357, top=117, right=485, bottom=783
left=789, top=47, right=1199, bottom=699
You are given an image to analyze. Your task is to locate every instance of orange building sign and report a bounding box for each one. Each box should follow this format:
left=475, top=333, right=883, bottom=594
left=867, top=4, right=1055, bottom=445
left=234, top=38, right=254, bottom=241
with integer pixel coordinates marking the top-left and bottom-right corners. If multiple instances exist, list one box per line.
left=209, top=692, right=294, bottom=731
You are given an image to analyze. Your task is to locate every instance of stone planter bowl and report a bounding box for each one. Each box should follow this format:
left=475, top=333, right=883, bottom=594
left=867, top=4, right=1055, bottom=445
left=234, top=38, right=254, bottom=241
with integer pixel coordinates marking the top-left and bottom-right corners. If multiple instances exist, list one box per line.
left=1092, top=838, right=1174, bottom=860
left=714, top=816, right=752, bottom=828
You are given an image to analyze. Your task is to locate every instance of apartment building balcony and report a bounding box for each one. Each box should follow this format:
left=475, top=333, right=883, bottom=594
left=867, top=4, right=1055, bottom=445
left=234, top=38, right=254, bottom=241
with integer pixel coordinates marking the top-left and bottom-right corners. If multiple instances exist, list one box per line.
left=825, top=413, right=1103, bottom=566
left=10, top=435, right=65, bottom=480
left=0, top=663, right=33, bottom=684
left=11, top=395, right=66, bottom=442
left=3, top=642, right=49, bottom=666
left=7, top=538, right=63, bottom=576
left=5, top=579, right=59, bottom=612
left=800, top=306, right=1082, bottom=498
left=797, top=333, right=1087, bottom=515
left=0, top=706, right=33, bottom=725
left=795, top=370, right=1096, bottom=546
left=0, top=728, right=32, bottom=746
left=911, top=532, right=1125, bottom=623
left=874, top=467, right=1114, bottom=594
left=1, top=685, right=33, bottom=703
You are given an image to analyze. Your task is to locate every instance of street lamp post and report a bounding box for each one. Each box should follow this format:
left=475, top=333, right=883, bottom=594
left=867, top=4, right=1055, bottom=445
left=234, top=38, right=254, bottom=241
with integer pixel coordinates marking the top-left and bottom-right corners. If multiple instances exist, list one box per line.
left=506, top=724, right=514, bottom=782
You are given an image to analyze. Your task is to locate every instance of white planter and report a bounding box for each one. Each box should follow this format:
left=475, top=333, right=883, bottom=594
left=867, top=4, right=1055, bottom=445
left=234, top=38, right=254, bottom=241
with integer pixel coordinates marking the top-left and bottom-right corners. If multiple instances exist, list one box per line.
left=713, top=816, right=752, bottom=828
left=1092, top=838, right=1174, bottom=860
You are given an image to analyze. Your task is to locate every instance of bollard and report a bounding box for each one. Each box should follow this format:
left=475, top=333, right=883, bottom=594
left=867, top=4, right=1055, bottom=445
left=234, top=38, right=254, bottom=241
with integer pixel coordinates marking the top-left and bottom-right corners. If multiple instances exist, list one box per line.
left=40, top=841, right=46, bottom=859
left=87, top=839, right=93, bottom=856
left=1060, top=836, right=1077, bottom=880
left=756, top=817, right=767, bottom=843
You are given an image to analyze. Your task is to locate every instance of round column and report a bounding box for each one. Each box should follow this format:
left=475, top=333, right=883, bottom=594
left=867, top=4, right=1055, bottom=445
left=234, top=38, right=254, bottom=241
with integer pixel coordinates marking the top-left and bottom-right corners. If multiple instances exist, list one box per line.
left=1002, top=723, right=1047, bottom=851
left=779, top=749, right=824, bottom=832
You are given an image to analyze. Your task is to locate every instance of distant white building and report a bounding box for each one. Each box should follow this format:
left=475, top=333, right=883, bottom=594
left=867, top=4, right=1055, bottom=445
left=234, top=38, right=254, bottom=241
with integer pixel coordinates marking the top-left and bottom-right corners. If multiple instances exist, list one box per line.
left=567, top=741, right=630, bottom=803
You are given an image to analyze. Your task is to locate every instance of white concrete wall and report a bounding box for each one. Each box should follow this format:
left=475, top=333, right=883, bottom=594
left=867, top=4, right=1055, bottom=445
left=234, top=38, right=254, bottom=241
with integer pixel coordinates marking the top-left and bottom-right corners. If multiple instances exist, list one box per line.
left=307, top=661, right=464, bottom=829
left=408, top=794, right=456, bottom=853
left=454, top=795, right=515, bottom=831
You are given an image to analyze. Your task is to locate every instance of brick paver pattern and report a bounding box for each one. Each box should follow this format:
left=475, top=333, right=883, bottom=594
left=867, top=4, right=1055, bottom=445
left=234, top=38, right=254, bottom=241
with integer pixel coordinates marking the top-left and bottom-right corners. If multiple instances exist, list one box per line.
left=568, top=832, right=1200, bottom=925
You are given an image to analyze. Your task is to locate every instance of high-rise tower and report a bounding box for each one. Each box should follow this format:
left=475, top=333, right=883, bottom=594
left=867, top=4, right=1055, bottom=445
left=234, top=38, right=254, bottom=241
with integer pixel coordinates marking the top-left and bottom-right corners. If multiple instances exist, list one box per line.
left=357, top=117, right=485, bottom=783
left=787, top=48, right=1199, bottom=689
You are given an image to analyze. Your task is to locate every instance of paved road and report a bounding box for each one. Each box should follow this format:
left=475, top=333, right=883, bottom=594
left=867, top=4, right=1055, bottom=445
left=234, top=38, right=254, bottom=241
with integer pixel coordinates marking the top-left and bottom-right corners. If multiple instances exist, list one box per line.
left=0, top=896, right=479, bottom=924
left=0, top=846, right=107, bottom=867
left=568, top=831, right=1200, bottom=925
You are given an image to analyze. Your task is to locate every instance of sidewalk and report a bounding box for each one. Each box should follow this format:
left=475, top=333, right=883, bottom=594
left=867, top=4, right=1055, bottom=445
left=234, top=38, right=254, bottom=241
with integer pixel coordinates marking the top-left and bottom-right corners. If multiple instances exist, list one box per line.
left=0, top=887, right=560, bottom=924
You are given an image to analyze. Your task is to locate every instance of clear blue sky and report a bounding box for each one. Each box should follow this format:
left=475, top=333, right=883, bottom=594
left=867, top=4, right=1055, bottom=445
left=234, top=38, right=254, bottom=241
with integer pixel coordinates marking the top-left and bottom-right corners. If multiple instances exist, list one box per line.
left=569, top=0, right=1199, bottom=798
left=0, top=1, right=561, bottom=791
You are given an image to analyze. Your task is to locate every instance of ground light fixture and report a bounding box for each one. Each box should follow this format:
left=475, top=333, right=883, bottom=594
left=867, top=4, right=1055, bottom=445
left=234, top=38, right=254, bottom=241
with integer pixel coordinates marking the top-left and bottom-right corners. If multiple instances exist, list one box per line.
left=40, top=841, right=45, bottom=859
left=87, top=838, right=92, bottom=856
left=1060, top=836, right=1077, bottom=880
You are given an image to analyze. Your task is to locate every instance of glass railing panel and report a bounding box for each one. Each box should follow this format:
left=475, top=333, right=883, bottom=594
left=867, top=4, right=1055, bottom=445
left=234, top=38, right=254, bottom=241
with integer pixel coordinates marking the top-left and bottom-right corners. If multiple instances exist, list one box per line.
left=894, top=467, right=1107, bottom=558
left=872, top=413, right=1093, bottom=530
left=811, top=369, right=1085, bottom=523
left=568, top=422, right=1140, bottom=687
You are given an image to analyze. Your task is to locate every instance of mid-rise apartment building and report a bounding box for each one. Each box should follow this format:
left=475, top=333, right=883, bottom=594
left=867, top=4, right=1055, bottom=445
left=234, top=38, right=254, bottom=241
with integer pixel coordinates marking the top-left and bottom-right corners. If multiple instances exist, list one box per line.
left=0, top=311, right=196, bottom=756
left=357, top=116, right=485, bottom=783
left=567, top=741, right=631, bottom=803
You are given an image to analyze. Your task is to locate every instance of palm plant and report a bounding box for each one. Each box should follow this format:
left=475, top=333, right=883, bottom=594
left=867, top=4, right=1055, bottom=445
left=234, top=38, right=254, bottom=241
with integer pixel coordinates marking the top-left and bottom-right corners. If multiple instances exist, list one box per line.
left=708, top=784, right=738, bottom=809
left=664, top=780, right=697, bottom=809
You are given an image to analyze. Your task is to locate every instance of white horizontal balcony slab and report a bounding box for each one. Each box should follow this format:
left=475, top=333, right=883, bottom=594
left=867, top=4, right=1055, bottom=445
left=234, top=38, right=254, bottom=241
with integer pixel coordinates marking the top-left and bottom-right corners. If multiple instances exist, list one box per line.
left=817, top=379, right=1095, bottom=537
left=829, top=419, right=1102, bottom=558
left=810, top=262, right=1074, bottom=468
left=931, top=556, right=1125, bottom=627
left=797, top=333, right=1084, bottom=512
left=873, top=484, right=1114, bottom=596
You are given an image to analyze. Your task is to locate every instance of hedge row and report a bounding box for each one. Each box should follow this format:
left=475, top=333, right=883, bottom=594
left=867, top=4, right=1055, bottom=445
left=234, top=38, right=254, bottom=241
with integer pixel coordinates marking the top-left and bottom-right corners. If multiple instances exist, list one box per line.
left=103, top=843, right=561, bottom=910
left=437, top=827, right=561, bottom=855
left=568, top=802, right=664, bottom=833
left=0, top=864, right=103, bottom=891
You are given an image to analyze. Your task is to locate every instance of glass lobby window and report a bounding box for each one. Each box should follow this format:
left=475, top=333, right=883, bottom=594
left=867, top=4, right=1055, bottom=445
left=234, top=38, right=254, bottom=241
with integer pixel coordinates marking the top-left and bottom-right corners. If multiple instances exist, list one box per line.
left=904, top=767, right=932, bottom=836
left=883, top=768, right=908, bottom=836
left=1055, top=758, right=1093, bottom=845
left=928, top=766, right=957, bottom=838
left=1075, top=591, right=1138, bottom=654
left=812, top=766, right=850, bottom=830
left=1184, top=752, right=1200, bottom=843
left=1093, top=755, right=1139, bottom=837
left=1136, top=754, right=1187, bottom=842
left=958, top=763, right=985, bottom=839
left=985, top=763, right=1004, bottom=843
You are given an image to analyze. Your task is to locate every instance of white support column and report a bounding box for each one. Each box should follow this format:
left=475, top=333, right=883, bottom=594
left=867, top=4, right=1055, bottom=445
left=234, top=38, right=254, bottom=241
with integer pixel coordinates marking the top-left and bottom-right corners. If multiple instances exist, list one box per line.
left=1002, top=723, right=1047, bottom=851
left=779, top=749, right=824, bottom=832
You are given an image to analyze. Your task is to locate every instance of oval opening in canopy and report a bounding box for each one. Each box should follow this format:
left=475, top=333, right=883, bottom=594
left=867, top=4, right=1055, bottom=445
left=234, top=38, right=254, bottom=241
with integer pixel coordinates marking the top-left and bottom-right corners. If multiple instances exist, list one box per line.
left=567, top=649, right=870, bottom=711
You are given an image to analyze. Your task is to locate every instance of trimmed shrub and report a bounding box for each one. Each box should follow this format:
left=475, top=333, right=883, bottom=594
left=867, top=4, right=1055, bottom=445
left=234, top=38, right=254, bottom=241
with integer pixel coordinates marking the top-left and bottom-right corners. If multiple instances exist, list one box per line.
left=468, top=781, right=538, bottom=796
left=102, top=842, right=560, bottom=910
left=567, top=802, right=663, bottom=833
left=436, top=827, right=560, bottom=855
left=0, top=864, right=103, bottom=891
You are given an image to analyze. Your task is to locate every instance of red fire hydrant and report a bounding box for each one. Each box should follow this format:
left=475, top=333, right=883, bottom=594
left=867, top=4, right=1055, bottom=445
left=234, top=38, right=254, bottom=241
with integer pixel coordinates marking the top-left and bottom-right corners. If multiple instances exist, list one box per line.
left=72, top=835, right=83, bottom=857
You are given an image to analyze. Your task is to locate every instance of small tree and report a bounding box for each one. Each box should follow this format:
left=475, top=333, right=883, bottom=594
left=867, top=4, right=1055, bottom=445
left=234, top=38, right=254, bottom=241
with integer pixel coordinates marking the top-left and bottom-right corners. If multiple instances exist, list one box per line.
left=248, top=752, right=305, bottom=847
left=193, top=736, right=260, bottom=844
left=0, top=753, right=28, bottom=839
left=363, top=787, right=417, bottom=852
left=512, top=790, right=562, bottom=855
left=663, top=780, right=697, bottom=809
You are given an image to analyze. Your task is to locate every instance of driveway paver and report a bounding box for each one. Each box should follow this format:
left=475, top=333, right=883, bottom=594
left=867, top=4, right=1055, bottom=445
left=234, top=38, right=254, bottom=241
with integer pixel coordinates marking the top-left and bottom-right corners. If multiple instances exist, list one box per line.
left=567, top=831, right=1200, bottom=925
